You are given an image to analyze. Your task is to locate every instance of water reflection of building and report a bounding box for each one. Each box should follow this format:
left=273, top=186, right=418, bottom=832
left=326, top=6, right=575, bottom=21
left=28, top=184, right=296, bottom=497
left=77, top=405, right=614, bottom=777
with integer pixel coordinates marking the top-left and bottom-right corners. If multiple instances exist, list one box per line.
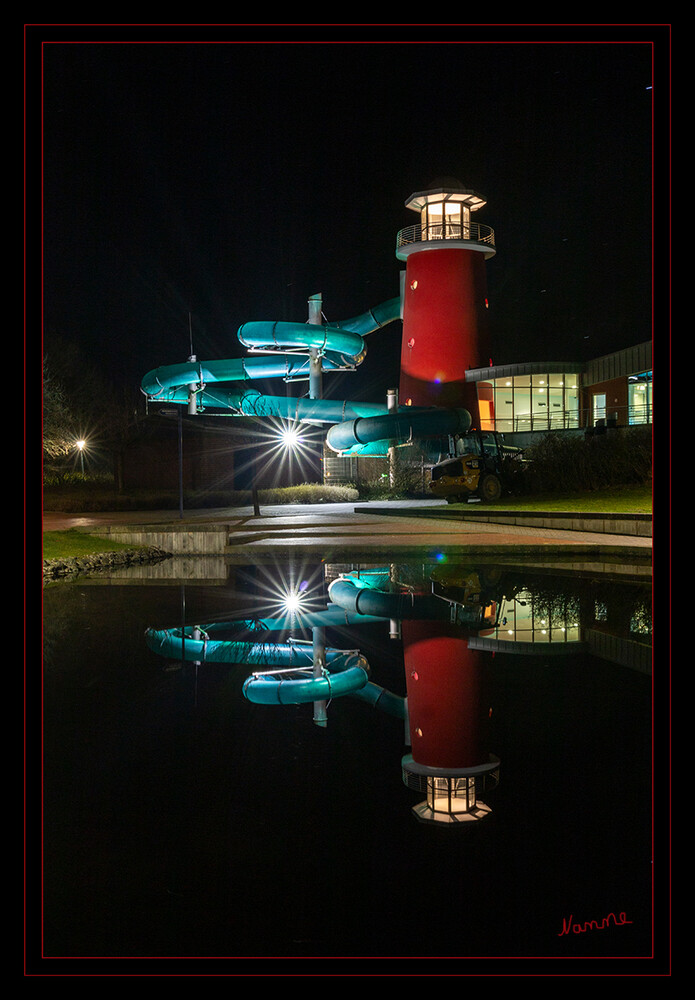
left=479, top=589, right=583, bottom=650
left=467, top=576, right=652, bottom=676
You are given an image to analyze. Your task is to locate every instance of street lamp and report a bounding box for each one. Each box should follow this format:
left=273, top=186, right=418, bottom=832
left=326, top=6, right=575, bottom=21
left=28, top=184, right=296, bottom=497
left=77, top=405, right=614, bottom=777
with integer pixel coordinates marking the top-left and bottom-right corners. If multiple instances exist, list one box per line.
left=75, top=439, right=86, bottom=475
left=278, top=421, right=303, bottom=486
left=280, top=423, right=302, bottom=450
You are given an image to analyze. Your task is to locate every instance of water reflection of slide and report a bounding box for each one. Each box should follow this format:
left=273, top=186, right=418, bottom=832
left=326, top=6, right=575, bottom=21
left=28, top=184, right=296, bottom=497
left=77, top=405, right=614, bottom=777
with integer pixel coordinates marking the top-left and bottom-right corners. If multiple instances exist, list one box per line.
left=140, top=297, right=471, bottom=455
left=326, top=567, right=499, bottom=628
left=145, top=565, right=498, bottom=710
left=145, top=606, right=405, bottom=716
left=146, top=563, right=501, bottom=825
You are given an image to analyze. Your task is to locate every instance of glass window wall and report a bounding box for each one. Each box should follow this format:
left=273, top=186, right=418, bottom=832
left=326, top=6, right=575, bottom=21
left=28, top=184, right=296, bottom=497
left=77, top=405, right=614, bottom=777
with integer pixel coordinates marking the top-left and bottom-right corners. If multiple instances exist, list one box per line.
left=478, top=373, right=580, bottom=432
left=628, top=372, right=652, bottom=425
left=493, top=591, right=581, bottom=646
left=421, top=200, right=471, bottom=241
left=593, top=392, right=607, bottom=424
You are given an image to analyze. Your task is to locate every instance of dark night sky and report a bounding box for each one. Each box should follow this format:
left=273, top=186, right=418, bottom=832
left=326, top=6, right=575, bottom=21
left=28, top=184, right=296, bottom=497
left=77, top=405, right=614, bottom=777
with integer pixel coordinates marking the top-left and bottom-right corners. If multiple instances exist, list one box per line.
left=31, top=24, right=669, bottom=406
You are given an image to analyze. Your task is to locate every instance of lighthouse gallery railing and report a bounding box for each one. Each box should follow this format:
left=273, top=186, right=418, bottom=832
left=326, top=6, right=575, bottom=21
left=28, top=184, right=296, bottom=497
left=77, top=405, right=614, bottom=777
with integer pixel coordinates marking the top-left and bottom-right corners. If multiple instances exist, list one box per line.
left=396, top=221, right=496, bottom=253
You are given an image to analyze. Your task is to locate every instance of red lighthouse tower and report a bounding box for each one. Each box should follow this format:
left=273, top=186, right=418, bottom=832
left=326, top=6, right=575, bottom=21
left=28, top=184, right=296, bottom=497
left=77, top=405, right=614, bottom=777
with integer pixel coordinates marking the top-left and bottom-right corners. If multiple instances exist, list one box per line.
left=396, top=181, right=496, bottom=424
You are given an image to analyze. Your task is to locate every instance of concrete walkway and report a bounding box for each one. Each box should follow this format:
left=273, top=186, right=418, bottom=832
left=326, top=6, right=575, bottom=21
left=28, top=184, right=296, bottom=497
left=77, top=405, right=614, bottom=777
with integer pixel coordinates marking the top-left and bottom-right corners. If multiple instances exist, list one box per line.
left=43, top=499, right=653, bottom=563
left=41, top=498, right=444, bottom=531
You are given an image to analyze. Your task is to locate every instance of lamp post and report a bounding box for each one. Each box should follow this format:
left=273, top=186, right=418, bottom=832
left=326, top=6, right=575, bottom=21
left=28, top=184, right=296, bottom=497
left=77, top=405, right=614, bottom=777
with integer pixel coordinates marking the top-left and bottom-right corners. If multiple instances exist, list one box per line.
left=250, top=421, right=304, bottom=516
left=280, top=422, right=302, bottom=486
left=158, top=409, right=184, bottom=517
left=76, top=439, right=86, bottom=475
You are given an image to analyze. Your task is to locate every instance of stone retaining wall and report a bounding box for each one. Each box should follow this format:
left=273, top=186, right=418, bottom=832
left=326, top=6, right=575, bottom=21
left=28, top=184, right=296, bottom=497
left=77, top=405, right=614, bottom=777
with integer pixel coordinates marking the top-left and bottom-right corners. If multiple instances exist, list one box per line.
left=90, top=524, right=228, bottom=554
left=43, top=546, right=171, bottom=582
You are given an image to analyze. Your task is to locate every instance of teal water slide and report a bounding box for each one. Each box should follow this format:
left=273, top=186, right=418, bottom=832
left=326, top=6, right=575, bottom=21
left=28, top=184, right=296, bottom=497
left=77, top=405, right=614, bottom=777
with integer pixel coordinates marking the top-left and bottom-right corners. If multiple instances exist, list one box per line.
left=146, top=564, right=501, bottom=709
left=145, top=564, right=469, bottom=712
left=327, top=569, right=451, bottom=621
left=140, top=296, right=471, bottom=454
left=145, top=606, right=405, bottom=716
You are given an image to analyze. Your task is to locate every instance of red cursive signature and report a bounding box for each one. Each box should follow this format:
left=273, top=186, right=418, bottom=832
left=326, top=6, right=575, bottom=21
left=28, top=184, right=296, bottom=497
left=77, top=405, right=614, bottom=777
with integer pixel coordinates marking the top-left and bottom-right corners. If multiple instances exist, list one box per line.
left=558, top=911, right=633, bottom=936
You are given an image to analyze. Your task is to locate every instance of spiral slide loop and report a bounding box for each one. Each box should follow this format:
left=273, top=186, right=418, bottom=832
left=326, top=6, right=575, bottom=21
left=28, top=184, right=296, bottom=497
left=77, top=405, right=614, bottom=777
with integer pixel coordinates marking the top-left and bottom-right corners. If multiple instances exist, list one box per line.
left=140, top=295, right=470, bottom=454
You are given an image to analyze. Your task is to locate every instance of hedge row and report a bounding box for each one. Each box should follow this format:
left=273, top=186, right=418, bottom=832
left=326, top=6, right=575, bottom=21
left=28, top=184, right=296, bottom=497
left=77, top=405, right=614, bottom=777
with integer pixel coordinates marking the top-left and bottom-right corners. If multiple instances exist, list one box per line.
left=42, top=481, right=360, bottom=512
left=518, top=426, right=652, bottom=493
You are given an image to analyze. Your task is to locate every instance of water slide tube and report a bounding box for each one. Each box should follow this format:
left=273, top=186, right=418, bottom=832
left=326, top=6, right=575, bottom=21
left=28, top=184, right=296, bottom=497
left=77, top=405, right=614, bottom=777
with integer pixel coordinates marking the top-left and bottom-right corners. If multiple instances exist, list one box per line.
left=241, top=660, right=369, bottom=706
left=241, top=663, right=404, bottom=714
left=145, top=606, right=387, bottom=661
left=140, top=296, right=471, bottom=454
left=145, top=610, right=405, bottom=714
left=324, top=406, right=471, bottom=456
left=327, top=569, right=451, bottom=621
left=141, top=298, right=401, bottom=409
left=145, top=626, right=362, bottom=669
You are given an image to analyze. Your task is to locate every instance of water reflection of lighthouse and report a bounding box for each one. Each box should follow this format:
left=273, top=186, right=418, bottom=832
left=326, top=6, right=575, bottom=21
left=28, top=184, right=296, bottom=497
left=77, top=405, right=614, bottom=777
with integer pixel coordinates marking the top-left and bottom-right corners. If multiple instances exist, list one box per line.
left=328, top=566, right=501, bottom=826
left=400, top=620, right=500, bottom=825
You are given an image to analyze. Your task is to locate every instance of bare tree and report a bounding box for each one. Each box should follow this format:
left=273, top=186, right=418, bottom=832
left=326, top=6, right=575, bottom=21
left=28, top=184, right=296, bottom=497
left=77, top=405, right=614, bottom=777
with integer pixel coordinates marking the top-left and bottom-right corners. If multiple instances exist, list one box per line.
left=43, top=333, right=146, bottom=485
left=42, top=355, right=77, bottom=458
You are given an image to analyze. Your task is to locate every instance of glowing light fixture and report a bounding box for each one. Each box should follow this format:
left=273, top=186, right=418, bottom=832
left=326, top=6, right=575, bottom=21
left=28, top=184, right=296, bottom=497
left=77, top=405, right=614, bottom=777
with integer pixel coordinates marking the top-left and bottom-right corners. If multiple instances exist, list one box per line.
left=75, top=438, right=87, bottom=474
left=280, top=424, right=302, bottom=449
left=282, top=591, right=303, bottom=614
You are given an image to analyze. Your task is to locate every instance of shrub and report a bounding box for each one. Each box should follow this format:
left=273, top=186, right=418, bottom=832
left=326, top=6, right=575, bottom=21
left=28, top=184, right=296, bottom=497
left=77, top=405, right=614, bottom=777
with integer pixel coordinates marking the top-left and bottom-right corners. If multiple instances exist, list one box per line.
left=521, top=426, right=652, bottom=493
left=42, top=481, right=360, bottom=512
left=43, top=470, right=114, bottom=488
left=355, top=458, right=430, bottom=501
left=254, top=483, right=359, bottom=505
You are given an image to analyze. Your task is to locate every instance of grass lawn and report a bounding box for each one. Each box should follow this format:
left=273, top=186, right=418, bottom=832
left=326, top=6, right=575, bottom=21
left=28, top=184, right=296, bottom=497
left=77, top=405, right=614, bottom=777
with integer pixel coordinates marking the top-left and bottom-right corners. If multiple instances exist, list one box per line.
left=443, top=483, right=653, bottom=514
left=42, top=529, right=139, bottom=561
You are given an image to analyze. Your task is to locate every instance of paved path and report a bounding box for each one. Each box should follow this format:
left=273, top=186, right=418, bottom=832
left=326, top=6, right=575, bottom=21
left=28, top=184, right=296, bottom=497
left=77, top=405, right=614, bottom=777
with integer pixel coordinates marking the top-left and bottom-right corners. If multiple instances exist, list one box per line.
left=42, top=499, right=442, bottom=530
left=42, top=500, right=652, bottom=560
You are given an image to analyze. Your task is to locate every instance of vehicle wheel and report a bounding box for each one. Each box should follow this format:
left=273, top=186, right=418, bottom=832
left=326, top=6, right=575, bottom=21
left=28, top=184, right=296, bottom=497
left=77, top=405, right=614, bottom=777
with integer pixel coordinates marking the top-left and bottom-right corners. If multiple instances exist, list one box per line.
left=479, top=473, right=502, bottom=503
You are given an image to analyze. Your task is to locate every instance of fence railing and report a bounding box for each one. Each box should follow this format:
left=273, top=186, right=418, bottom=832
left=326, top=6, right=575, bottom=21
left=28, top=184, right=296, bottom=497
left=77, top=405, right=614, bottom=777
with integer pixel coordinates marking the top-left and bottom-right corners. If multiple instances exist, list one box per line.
left=486, top=411, right=581, bottom=434
left=396, top=221, right=496, bottom=253
left=489, top=403, right=652, bottom=434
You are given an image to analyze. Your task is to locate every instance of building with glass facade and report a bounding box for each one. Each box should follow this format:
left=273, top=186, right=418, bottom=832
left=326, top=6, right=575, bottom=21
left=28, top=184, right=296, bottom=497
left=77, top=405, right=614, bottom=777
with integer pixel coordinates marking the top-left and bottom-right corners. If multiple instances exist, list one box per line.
left=324, top=339, right=653, bottom=485
left=465, top=338, right=652, bottom=441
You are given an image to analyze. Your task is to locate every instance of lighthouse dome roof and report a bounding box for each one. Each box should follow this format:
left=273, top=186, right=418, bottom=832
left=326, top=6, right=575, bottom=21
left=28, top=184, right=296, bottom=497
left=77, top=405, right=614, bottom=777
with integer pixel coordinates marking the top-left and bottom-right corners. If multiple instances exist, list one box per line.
left=405, top=179, right=486, bottom=212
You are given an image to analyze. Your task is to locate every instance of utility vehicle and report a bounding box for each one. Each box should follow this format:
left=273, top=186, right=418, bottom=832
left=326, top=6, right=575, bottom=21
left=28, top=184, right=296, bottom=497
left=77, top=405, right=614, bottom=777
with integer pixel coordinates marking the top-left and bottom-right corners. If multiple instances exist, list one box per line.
left=428, top=430, right=524, bottom=503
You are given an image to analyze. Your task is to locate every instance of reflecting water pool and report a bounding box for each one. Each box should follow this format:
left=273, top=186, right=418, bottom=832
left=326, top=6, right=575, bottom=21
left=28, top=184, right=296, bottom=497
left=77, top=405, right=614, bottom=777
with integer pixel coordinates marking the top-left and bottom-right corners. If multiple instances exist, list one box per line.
left=37, top=552, right=661, bottom=972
